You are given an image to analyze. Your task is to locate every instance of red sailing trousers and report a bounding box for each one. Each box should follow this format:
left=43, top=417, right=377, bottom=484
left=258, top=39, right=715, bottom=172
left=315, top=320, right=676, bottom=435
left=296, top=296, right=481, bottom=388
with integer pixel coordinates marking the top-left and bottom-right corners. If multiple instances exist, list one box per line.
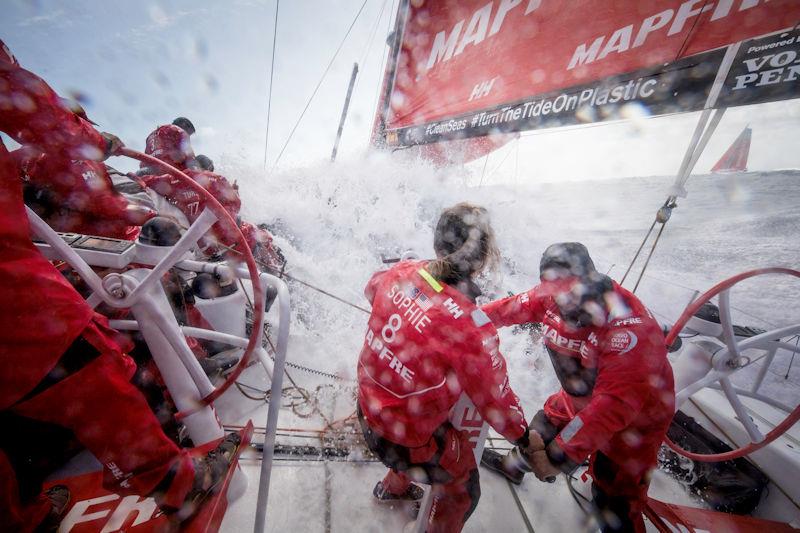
left=544, top=390, right=651, bottom=533
left=361, top=409, right=480, bottom=533
left=0, top=320, right=196, bottom=531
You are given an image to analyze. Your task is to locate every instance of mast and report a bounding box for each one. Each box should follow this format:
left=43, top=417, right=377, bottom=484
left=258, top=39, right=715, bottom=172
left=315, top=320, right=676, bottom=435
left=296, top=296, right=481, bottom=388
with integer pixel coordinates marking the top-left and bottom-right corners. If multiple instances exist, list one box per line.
left=331, top=62, right=359, bottom=162
left=371, top=0, right=409, bottom=148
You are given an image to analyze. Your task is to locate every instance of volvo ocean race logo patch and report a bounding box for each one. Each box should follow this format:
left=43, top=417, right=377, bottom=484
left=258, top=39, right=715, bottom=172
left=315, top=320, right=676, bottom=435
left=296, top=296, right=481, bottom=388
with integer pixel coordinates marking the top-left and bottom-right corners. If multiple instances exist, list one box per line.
left=609, top=330, right=637, bottom=354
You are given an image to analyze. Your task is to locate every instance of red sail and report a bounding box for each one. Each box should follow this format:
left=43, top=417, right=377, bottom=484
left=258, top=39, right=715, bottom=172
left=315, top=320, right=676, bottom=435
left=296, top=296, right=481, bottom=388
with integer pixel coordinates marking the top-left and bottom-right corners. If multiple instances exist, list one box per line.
left=373, top=0, right=800, bottom=148
left=412, top=133, right=518, bottom=166
left=711, top=126, right=751, bottom=173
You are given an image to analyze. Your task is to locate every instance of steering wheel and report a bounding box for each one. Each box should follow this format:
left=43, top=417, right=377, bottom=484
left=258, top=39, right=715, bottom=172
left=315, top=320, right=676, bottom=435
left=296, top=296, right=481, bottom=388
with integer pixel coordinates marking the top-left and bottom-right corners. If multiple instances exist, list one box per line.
left=664, top=267, right=800, bottom=462
left=119, top=147, right=265, bottom=418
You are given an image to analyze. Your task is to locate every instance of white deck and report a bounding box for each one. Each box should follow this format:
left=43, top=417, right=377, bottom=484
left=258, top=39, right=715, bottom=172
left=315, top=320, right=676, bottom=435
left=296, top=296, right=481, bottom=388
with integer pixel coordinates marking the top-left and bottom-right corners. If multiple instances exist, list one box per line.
left=219, top=450, right=702, bottom=532
left=214, top=362, right=710, bottom=533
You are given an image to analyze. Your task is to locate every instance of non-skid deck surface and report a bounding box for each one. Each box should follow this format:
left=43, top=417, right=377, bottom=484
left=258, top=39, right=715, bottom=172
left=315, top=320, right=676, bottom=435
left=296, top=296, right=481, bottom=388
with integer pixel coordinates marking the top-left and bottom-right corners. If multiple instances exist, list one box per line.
left=215, top=350, right=709, bottom=532
left=219, top=455, right=703, bottom=532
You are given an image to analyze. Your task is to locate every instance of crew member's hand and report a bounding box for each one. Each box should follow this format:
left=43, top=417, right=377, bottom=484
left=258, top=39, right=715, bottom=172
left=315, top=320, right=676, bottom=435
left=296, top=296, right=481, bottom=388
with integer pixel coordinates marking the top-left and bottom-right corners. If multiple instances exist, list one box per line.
left=517, top=429, right=545, bottom=462
left=529, top=450, right=560, bottom=482
left=527, top=430, right=545, bottom=452
left=101, top=132, right=124, bottom=159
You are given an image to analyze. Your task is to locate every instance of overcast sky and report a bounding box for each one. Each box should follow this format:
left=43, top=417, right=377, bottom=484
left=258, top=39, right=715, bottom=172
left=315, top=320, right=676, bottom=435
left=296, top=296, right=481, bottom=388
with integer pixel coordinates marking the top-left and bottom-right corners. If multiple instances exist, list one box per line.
left=2, top=0, right=799, bottom=184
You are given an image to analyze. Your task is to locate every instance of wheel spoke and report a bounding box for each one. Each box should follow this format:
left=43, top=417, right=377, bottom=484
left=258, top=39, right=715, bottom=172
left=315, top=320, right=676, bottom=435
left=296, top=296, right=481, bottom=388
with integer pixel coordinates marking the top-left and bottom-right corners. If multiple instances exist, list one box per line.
left=720, top=377, right=764, bottom=443
left=717, top=290, right=742, bottom=366
left=676, top=369, right=725, bottom=409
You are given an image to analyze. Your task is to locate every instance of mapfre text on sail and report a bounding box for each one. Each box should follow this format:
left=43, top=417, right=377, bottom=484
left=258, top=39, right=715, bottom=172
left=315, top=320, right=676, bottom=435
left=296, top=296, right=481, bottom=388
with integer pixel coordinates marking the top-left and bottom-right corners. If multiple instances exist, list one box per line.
left=424, top=0, right=775, bottom=72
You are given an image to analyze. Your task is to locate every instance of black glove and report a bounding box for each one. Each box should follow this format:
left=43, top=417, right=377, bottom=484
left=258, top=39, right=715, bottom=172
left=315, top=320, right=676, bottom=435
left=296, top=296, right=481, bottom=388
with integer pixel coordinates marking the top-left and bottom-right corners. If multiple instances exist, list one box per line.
left=101, top=132, right=124, bottom=159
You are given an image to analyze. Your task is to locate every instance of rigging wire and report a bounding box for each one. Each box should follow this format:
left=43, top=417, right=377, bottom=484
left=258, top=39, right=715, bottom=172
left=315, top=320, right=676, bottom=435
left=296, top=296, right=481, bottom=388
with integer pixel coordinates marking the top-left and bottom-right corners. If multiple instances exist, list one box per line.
left=481, top=141, right=516, bottom=185
left=272, top=0, right=370, bottom=169
left=478, top=150, right=490, bottom=187
left=263, top=0, right=280, bottom=169
left=281, top=270, right=371, bottom=314
left=620, top=219, right=657, bottom=285
left=367, top=0, right=397, bottom=145
left=352, top=0, right=389, bottom=108
left=632, top=219, right=669, bottom=293
left=203, top=239, right=370, bottom=314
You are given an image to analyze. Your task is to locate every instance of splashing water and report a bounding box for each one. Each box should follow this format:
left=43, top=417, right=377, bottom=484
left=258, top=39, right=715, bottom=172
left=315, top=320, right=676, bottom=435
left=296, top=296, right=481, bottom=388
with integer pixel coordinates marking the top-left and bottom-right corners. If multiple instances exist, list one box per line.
left=221, top=152, right=800, bottom=410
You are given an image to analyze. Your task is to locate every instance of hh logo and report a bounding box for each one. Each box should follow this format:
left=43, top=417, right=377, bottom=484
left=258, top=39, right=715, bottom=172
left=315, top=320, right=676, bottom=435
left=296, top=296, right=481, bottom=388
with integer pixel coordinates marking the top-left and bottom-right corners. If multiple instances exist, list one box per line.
left=443, top=297, right=463, bottom=319
left=469, top=77, right=497, bottom=101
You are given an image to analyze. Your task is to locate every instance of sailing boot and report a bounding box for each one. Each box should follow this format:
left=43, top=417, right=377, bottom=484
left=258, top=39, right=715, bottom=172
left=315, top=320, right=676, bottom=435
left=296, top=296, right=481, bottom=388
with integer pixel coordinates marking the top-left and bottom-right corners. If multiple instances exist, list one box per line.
left=34, top=485, right=71, bottom=532
left=174, top=432, right=243, bottom=521
left=480, top=448, right=528, bottom=485
left=373, top=480, right=425, bottom=502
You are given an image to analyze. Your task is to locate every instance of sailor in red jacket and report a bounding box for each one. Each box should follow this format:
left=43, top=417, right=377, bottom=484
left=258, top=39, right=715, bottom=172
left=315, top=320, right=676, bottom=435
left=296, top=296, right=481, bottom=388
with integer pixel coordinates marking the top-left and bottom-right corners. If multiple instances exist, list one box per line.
left=20, top=149, right=154, bottom=239
left=141, top=116, right=196, bottom=170
left=480, top=243, right=675, bottom=533
left=140, top=166, right=241, bottom=244
left=358, top=203, right=532, bottom=533
left=140, top=155, right=285, bottom=271
left=0, top=40, right=237, bottom=531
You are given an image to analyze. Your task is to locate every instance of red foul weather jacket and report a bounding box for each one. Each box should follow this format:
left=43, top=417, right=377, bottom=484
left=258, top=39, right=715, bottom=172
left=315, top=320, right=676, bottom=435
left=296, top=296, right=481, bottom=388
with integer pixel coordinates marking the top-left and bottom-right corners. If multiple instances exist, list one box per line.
left=20, top=152, right=150, bottom=239
left=0, top=47, right=109, bottom=409
left=482, top=280, right=675, bottom=472
left=140, top=168, right=242, bottom=245
left=357, top=260, right=528, bottom=449
left=142, top=124, right=194, bottom=170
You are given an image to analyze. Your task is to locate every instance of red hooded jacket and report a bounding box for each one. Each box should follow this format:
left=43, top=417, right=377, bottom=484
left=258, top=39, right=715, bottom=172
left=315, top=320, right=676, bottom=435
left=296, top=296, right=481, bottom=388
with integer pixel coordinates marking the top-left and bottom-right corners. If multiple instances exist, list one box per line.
left=357, top=261, right=528, bottom=448
left=142, top=124, right=194, bottom=170
left=20, top=152, right=151, bottom=239
left=0, top=43, right=109, bottom=408
left=482, top=280, right=675, bottom=468
left=140, top=168, right=241, bottom=245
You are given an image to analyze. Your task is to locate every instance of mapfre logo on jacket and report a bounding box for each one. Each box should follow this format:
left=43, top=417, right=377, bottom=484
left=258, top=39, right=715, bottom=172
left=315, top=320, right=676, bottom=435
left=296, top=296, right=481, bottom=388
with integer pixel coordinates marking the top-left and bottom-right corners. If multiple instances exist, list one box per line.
left=358, top=261, right=527, bottom=447
left=540, top=305, right=600, bottom=363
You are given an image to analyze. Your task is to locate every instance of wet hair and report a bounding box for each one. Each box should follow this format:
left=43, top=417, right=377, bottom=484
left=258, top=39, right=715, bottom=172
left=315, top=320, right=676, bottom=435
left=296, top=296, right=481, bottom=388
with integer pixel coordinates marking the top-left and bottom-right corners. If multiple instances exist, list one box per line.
left=428, top=203, right=499, bottom=282
left=194, top=154, right=214, bottom=171
left=172, top=117, right=196, bottom=135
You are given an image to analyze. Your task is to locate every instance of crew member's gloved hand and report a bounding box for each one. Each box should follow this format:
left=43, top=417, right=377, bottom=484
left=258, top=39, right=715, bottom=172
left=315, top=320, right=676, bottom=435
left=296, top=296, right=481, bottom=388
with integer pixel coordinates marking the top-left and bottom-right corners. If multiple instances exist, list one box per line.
left=101, top=132, right=124, bottom=159
left=519, top=431, right=559, bottom=482
left=527, top=450, right=560, bottom=482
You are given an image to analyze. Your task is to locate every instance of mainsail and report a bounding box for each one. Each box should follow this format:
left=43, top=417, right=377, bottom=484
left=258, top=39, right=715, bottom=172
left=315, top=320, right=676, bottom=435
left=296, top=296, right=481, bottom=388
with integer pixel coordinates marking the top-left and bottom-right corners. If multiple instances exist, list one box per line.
left=711, top=126, right=752, bottom=173
left=372, top=0, right=800, bottom=152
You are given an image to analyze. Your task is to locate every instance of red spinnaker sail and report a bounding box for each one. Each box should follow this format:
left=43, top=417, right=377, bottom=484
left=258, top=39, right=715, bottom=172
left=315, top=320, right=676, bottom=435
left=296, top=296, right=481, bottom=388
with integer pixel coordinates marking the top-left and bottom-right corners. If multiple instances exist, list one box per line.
left=373, top=0, right=800, bottom=149
left=711, top=126, right=752, bottom=172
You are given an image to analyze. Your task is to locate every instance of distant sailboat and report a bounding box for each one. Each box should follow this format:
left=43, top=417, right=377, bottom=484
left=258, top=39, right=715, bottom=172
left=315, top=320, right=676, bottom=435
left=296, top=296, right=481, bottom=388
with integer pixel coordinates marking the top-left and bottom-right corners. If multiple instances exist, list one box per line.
left=712, top=126, right=751, bottom=173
